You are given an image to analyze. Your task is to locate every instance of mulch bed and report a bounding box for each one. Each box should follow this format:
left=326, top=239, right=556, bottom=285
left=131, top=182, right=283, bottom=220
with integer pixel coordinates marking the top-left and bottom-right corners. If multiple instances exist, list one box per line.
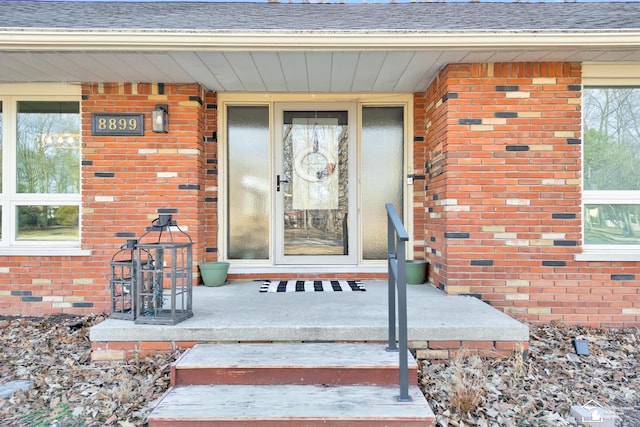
left=0, top=315, right=637, bottom=426
left=420, top=322, right=639, bottom=426
left=0, top=314, right=179, bottom=427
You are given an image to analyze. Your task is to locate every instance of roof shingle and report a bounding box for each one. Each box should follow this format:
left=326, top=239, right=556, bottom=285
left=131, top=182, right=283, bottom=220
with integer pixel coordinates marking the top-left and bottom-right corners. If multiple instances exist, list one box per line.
left=0, top=1, right=638, bottom=32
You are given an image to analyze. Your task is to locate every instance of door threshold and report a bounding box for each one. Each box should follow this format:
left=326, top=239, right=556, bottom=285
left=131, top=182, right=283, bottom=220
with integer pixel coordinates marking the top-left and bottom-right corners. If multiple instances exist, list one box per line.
left=228, top=265, right=387, bottom=275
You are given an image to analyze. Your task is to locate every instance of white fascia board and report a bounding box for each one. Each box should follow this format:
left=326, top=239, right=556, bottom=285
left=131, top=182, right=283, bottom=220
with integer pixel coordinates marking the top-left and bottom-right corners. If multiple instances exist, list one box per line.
left=0, top=30, right=639, bottom=51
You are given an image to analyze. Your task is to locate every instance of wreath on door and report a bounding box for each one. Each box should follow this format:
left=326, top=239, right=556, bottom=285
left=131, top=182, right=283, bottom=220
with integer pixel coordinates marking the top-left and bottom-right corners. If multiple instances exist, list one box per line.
left=294, top=146, right=337, bottom=182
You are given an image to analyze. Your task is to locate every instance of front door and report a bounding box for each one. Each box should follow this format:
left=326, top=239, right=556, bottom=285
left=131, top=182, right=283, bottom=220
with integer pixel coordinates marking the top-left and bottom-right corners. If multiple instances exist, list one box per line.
left=275, top=104, right=357, bottom=264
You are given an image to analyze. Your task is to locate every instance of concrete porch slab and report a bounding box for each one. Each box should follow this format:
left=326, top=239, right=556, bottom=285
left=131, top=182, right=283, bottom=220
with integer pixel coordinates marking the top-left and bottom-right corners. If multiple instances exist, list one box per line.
left=90, top=281, right=528, bottom=344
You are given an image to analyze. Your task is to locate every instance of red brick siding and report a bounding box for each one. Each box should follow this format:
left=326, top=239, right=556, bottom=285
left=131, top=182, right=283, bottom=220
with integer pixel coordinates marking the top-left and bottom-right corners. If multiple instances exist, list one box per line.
left=414, top=69, right=451, bottom=290
left=0, top=83, right=212, bottom=315
left=2, top=63, right=639, bottom=328
left=418, top=63, right=639, bottom=327
left=91, top=339, right=527, bottom=362
left=202, top=92, right=220, bottom=266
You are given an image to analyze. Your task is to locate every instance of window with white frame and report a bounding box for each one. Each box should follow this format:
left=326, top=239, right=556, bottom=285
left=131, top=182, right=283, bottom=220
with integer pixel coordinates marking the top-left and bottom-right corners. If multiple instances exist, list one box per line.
left=0, top=96, right=81, bottom=249
left=583, top=86, right=640, bottom=251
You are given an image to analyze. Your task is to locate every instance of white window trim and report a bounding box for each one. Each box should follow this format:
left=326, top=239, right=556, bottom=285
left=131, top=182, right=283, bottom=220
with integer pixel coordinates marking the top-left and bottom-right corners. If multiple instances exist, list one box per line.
left=0, top=248, right=90, bottom=256
left=580, top=67, right=640, bottom=261
left=0, top=84, right=86, bottom=256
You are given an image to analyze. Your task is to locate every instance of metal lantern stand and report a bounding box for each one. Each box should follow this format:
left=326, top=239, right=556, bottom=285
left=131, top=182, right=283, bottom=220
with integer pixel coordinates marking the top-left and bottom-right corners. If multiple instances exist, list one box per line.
left=134, top=215, right=193, bottom=325
left=109, top=239, right=139, bottom=320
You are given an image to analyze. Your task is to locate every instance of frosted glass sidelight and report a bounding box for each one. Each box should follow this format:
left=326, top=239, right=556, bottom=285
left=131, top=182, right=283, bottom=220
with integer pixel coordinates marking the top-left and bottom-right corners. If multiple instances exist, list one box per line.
left=362, top=107, right=404, bottom=260
left=227, top=106, right=270, bottom=259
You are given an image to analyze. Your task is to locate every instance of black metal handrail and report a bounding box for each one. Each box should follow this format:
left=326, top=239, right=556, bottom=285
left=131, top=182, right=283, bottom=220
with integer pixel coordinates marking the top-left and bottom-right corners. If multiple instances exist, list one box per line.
left=386, top=203, right=412, bottom=402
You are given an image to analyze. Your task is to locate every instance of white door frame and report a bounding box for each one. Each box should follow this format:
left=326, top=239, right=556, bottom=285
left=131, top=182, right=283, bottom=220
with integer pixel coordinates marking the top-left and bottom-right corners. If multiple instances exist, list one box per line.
left=217, top=93, right=413, bottom=273
left=274, top=102, right=358, bottom=265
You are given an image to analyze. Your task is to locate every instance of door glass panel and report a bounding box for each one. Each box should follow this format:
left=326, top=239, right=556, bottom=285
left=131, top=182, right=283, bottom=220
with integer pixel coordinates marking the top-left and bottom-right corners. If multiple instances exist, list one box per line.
left=282, top=111, right=348, bottom=256
left=362, top=106, right=404, bottom=259
left=227, top=106, right=270, bottom=259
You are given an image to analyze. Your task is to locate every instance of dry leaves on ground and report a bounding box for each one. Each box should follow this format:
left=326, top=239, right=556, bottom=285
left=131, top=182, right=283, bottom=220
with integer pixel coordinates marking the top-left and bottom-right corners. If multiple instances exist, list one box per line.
left=0, top=314, right=180, bottom=427
left=0, top=315, right=638, bottom=427
left=420, top=322, right=640, bottom=427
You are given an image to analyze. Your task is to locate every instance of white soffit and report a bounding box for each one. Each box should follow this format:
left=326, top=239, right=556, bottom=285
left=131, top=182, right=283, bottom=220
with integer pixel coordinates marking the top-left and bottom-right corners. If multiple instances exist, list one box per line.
left=0, top=31, right=639, bottom=92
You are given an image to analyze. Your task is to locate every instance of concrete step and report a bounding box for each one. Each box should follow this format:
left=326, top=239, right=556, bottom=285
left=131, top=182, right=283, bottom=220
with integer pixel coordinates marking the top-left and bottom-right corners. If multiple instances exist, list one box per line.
left=171, top=343, right=417, bottom=386
left=147, top=384, right=436, bottom=427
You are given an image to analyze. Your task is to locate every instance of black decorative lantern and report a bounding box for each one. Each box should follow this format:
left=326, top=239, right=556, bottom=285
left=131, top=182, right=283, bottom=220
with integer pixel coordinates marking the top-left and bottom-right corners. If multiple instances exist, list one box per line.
left=134, top=215, right=193, bottom=325
left=109, top=239, right=138, bottom=320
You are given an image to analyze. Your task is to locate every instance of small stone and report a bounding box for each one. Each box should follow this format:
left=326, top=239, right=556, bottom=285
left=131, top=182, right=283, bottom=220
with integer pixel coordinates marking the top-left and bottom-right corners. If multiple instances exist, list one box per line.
left=0, top=379, right=34, bottom=399
left=565, top=353, right=582, bottom=363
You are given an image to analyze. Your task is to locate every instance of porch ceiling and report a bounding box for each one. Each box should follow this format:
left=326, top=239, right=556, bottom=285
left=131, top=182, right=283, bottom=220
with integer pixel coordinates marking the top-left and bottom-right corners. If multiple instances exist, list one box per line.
left=0, top=1, right=639, bottom=92
left=2, top=46, right=640, bottom=93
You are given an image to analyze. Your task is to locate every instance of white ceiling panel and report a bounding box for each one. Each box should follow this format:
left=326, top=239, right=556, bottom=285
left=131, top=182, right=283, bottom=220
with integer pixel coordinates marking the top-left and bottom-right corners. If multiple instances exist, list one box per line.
left=412, top=65, right=442, bottom=93
left=330, top=52, right=359, bottom=92
left=374, top=51, right=415, bottom=92
left=540, top=49, right=585, bottom=62
left=565, top=50, right=608, bottom=62
left=0, top=53, right=52, bottom=81
left=395, top=51, right=442, bottom=92
left=225, top=52, right=266, bottom=92
left=306, top=52, right=332, bottom=92
left=462, top=50, right=498, bottom=64
left=1, top=45, right=639, bottom=93
left=512, top=50, right=556, bottom=63
left=29, top=53, right=90, bottom=81
left=620, top=51, right=640, bottom=62
left=59, top=53, right=123, bottom=81
left=198, top=51, right=243, bottom=91
left=0, top=56, right=30, bottom=81
left=433, top=50, right=471, bottom=68
left=116, top=53, right=175, bottom=83
left=351, top=52, right=387, bottom=92
left=253, top=52, right=287, bottom=92
left=140, top=53, right=196, bottom=84
left=279, top=52, right=309, bottom=92
left=487, top=51, right=529, bottom=63
left=92, top=53, right=139, bottom=82
left=96, top=53, right=149, bottom=83
left=169, top=51, right=223, bottom=89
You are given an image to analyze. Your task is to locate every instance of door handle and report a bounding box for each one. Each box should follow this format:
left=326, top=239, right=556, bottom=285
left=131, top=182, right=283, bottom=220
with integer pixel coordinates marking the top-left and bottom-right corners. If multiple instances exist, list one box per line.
left=277, top=175, right=289, bottom=192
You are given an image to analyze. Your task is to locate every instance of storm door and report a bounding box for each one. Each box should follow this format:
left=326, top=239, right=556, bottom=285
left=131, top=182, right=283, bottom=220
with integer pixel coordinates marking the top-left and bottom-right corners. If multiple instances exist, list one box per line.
left=275, top=105, right=357, bottom=264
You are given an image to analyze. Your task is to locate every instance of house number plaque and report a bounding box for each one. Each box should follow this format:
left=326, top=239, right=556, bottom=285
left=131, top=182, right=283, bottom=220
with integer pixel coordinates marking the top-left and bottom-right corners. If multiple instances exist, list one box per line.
left=91, top=113, right=144, bottom=136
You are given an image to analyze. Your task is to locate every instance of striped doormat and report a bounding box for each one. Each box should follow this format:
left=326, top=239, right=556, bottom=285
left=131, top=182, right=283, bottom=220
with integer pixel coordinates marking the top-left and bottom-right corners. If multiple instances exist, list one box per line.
left=260, top=280, right=366, bottom=293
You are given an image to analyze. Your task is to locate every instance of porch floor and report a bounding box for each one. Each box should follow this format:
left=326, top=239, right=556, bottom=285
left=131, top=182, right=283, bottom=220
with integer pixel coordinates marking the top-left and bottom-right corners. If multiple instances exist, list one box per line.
left=90, top=280, right=528, bottom=345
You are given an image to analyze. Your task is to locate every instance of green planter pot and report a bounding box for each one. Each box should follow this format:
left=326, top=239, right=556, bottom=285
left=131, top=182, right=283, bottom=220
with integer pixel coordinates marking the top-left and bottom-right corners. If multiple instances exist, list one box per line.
left=199, top=262, right=230, bottom=287
left=405, top=260, right=427, bottom=285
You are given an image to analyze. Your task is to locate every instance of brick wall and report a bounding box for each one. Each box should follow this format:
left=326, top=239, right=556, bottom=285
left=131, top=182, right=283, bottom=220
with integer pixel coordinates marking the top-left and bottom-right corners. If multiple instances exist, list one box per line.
left=90, top=339, right=528, bottom=362
left=2, top=65, right=639, bottom=327
left=202, top=91, right=220, bottom=265
left=418, top=63, right=640, bottom=327
left=0, top=82, right=214, bottom=315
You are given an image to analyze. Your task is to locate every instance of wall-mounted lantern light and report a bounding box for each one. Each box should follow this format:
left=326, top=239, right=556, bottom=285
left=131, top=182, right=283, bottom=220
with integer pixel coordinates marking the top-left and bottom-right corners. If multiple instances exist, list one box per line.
left=152, top=104, right=169, bottom=133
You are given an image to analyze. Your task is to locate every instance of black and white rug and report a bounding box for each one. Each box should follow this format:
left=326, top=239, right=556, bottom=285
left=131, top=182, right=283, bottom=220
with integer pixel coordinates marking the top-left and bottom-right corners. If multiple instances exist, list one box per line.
left=260, top=280, right=366, bottom=293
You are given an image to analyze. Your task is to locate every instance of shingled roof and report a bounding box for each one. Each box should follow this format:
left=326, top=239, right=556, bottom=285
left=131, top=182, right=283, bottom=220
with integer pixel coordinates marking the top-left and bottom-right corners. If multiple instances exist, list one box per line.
left=0, top=1, right=638, bottom=32
left=0, top=1, right=638, bottom=91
